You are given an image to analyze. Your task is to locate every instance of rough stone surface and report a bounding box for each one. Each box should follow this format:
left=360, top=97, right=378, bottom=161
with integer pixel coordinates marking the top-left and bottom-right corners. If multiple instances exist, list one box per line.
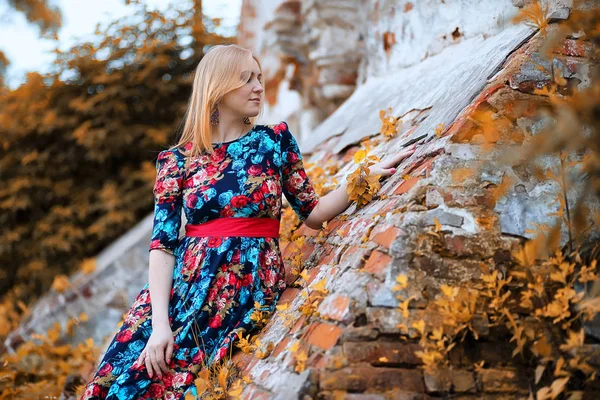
left=7, top=2, right=599, bottom=399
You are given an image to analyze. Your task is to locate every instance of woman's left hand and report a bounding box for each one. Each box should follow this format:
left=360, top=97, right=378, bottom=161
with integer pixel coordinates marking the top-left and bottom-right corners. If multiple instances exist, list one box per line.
left=367, top=144, right=417, bottom=179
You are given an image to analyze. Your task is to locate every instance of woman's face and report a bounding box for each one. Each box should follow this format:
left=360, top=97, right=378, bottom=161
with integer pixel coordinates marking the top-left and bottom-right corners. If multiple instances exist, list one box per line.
left=220, top=58, right=263, bottom=119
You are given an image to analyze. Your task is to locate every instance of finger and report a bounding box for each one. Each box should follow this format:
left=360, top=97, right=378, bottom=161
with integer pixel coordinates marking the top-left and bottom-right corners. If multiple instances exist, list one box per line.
left=135, top=349, right=145, bottom=367
left=157, top=349, right=169, bottom=374
left=381, top=151, right=411, bottom=168
left=384, top=167, right=397, bottom=176
left=165, top=342, right=174, bottom=365
left=151, top=349, right=163, bottom=378
left=145, top=352, right=154, bottom=378
left=397, top=148, right=416, bottom=160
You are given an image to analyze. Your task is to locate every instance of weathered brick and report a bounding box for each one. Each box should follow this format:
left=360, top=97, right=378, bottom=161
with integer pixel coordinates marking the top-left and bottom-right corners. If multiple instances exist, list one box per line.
left=231, top=350, right=256, bottom=371
left=317, top=391, right=432, bottom=400
left=362, top=250, right=392, bottom=278
left=350, top=217, right=378, bottom=240
left=411, top=157, right=438, bottom=178
left=339, top=246, right=372, bottom=270
left=424, top=368, right=451, bottom=393
left=452, top=369, right=476, bottom=393
left=394, top=175, right=422, bottom=195
left=289, top=314, right=308, bottom=334
left=241, top=383, right=272, bottom=400
left=508, top=51, right=553, bottom=93
left=424, top=368, right=475, bottom=393
left=412, top=255, right=483, bottom=281
left=342, top=341, right=422, bottom=365
left=316, top=391, right=385, bottom=400
left=303, top=322, right=343, bottom=350
left=477, top=368, right=528, bottom=393
left=278, top=287, right=300, bottom=306
left=365, top=307, right=445, bottom=336
left=366, top=280, right=398, bottom=308
left=301, top=242, right=316, bottom=263
left=340, top=325, right=380, bottom=341
left=370, top=224, right=406, bottom=248
left=384, top=390, right=434, bottom=400
left=318, top=293, right=352, bottom=324
left=270, top=335, right=291, bottom=359
left=294, top=223, right=321, bottom=238
left=552, top=38, right=594, bottom=58
left=320, top=366, right=424, bottom=392
left=317, top=243, right=342, bottom=265
left=282, top=339, right=312, bottom=370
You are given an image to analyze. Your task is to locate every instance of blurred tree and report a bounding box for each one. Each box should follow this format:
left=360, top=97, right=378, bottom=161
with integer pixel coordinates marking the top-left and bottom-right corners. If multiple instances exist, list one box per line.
left=0, top=0, right=233, bottom=342
left=6, top=0, right=62, bottom=37
left=0, top=0, right=63, bottom=88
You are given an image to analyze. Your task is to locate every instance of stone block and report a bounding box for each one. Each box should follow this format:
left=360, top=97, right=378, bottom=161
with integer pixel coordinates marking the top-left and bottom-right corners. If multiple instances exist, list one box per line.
left=362, top=250, right=393, bottom=278
left=303, top=322, right=343, bottom=350
left=340, top=325, right=380, bottom=341
left=317, top=293, right=353, bottom=324
left=366, top=280, right=398, bottom=308
left=365, top=307, right=445, bottom=336
left=320, top=366, right=424, bottom=393
left=342, top=341, right=422, bottom=366
left=369, top=224, right=406, bottom=249
left=477, top=368, right=527, bottom=393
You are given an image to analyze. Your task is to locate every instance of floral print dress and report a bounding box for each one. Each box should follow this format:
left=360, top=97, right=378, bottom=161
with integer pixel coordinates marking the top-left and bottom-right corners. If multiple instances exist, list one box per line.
left=80, top=121, right=320, bottom=399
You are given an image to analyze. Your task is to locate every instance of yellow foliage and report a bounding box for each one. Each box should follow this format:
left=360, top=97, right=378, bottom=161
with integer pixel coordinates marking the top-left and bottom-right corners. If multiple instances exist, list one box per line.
left=512, top=0, right=550, bottom=35
left=379, top=108, right=402, bottom=138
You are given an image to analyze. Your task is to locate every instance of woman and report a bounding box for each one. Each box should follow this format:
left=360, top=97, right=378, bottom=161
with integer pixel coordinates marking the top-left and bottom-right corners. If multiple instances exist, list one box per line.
left=80, top=44, right=415, bottom=399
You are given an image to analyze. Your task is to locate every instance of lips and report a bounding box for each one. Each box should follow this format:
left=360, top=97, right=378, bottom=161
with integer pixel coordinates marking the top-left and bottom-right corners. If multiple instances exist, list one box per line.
left=250, top=98, right=260, bottom=102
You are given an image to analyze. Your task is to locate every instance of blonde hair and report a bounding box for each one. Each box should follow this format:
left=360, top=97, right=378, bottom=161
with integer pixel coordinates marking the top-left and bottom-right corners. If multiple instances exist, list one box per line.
left=171, top=44, right=265, bottom=157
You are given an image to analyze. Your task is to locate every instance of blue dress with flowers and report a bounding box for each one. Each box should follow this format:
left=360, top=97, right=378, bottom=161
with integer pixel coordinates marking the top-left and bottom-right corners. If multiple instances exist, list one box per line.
left=80, top=121, right=320, bottom=399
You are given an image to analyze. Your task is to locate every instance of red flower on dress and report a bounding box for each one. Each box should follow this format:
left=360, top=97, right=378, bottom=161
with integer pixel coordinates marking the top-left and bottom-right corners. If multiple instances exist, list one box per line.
left=227, top=272, right=239, bottom=286
left=115, top=329, right=133, bottom=343
left=273, top=122, right=286, bottom=135
left=241, top=274, right=253, bottom=286
left=207, top=288, right=218, bottom=302
left=230, top=195, right=249, bottom=208
left=207, top=237, right=222, bottom=248
left=232, top=249, right=241, bottom=263
left=146, top=384, right=165, bottom=398
left=286, top=151, right=299, bottom=163
left=98, top=362, right=113, bottom=376
left=251, top=189, right=264, bottom=203
left=248, top=165, right=262, bottom=176
left=192, top=349, right=205, bottom=364
left=205, top=164, right=218, bottom=176
left=208, top=314, right=223, bottom=328
left=211, top=147, right=226, bottom=162
left=216, top=346, right=228, bottom=360
left=186, top=193, right=199, bottom=209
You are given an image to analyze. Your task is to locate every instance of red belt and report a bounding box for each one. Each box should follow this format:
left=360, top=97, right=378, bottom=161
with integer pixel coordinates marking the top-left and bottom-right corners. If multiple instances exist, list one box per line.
left=185, top=217, right=280, bottom=238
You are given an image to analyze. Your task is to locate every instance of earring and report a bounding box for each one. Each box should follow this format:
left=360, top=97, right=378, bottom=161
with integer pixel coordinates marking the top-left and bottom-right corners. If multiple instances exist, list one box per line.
left=243, top=116, right=251, bottom=125
left=210, top=108, right=219, bottom=125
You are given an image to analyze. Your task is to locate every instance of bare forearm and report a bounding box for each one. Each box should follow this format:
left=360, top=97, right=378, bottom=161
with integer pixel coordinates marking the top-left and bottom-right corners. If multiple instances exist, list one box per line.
left=148, top=249, right=175, bottom=327
left=305, top=180, right=352, bottom=230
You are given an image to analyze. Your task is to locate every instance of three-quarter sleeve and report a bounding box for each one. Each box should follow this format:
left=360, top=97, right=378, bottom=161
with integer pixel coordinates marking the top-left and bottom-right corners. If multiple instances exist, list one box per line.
left=278, top=121, right=320, bottom=222
left=149, top=148, right=184, bottom=255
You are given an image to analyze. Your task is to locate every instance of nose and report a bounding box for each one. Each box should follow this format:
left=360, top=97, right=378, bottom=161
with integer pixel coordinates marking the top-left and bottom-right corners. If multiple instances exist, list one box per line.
left=254, top=83, right=264, bottom=94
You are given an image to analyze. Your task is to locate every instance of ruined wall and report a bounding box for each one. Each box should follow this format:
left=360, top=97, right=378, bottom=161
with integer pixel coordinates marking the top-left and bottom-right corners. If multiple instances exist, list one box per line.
left=4, top=0, right=598, bottom=398
left=228, top=0, right=600, bottom=398
left=238, top=0, right=365, bottom=145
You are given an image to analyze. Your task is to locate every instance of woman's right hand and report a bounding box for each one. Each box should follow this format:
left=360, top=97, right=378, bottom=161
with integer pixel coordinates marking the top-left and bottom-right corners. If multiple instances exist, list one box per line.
left=134, top=323, right=174, bottom=378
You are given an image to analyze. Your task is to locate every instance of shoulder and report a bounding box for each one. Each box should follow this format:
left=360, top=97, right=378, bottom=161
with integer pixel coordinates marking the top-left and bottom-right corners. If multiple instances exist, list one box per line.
left=259, top=121, right=289, bottom=136
left=156, top=147, right=185, bottom=172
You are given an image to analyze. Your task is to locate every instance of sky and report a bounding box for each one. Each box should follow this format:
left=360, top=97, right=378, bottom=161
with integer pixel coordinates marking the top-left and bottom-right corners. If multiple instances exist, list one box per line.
left=0, top=0, right=241, bottom=90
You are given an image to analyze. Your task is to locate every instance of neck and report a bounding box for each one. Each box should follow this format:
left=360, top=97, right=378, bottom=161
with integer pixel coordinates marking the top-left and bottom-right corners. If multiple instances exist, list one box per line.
left=212, top=110, right=250, bottom=143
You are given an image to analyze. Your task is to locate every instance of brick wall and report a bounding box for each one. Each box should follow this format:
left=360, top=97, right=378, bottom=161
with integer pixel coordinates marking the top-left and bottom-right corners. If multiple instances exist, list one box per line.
left=230, top=7, right=600, bottom=399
